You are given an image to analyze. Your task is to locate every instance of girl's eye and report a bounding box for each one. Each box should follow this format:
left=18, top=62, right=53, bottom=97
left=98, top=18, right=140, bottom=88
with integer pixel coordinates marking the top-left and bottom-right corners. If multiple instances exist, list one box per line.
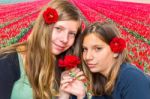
left=69, top=32, right=76, bottom=37
left=82, top=47, right=87, bottom=52
left=95, top=47, right=102, bottom=51
left=54, top=27, right=63, bottom=32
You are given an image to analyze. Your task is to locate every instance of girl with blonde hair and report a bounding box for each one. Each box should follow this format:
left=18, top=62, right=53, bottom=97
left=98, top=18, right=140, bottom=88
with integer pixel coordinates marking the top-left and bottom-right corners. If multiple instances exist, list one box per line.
left=0, top=0, right=87, bottom=99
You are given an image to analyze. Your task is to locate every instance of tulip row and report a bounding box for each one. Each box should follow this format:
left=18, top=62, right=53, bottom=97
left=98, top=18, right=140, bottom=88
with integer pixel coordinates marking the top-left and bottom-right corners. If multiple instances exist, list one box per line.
left=0, top=0, right=50, bottom=47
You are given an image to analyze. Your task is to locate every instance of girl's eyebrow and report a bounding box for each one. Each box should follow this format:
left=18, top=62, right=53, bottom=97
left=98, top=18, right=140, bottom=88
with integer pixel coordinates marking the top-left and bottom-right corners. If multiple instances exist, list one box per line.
left=55, top=25, right=65, bottom=29
left=82, top=44, right=104, bottom=49
left=70, top=30, right=77, bottom=33
left=94, top=44, right=103, bottom=47
left=55, top=25, right=77, bottom=32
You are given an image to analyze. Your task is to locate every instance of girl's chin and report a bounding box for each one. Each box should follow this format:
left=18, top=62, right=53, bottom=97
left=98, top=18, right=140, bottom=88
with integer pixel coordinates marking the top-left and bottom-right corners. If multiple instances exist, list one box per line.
left=52, top=49, right=62, bottom=55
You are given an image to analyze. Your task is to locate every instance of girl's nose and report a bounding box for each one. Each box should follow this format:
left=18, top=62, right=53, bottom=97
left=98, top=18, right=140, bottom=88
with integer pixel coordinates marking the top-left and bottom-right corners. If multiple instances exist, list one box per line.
left=60, top=31, right=68, bottom=43
left=85, top=50, right=93, bottom=60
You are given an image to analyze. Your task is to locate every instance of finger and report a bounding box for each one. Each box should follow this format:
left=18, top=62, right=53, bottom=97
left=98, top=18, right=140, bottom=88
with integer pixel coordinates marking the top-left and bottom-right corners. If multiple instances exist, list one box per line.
left=61, top=82, right=70, bottom=89
left=61, top=70, right=70, bottom=77
left=61, top=71, right=72, bottom=80
left=73, top=68, right=80, bottom=74
left=62, top=75, right=72, bottom=80
left=61, top=78, right=73, bottom=85
left=75, top=71, right=84, bottom=78
left=77, top=75, right=86, bottom=81
left=69, top=68, right=81, bottom=78
left=70, top=68, right=80, bottom=74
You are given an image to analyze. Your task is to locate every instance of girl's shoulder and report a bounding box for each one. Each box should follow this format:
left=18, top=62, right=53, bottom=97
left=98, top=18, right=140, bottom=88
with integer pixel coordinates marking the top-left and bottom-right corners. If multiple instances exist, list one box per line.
left=0, top=52, right=20, bottom=79
left=0, top=52, right=18, bottom=64
left=119, top=63, right=144, bottom=77
left=117, top=63, right=150, bottom=85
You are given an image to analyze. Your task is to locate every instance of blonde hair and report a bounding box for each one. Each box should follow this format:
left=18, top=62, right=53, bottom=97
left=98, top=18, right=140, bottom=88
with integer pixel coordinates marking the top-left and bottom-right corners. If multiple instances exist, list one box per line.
left=79, top=22, right=130, bottom=95
left=0, top=0, right=85, bottom=98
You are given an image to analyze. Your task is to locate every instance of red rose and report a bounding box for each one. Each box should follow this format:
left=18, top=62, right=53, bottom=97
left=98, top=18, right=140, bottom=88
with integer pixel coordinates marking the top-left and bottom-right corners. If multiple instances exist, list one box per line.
left=110, top=37, right=126, bottom=53
left=43, top=7, right=58, bottom=24
left=58, top=55, right=80, bottom=69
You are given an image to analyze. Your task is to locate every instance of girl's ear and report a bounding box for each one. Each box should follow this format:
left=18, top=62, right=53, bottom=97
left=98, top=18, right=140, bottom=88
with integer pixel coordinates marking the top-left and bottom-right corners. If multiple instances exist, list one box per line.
left=113, top=53, right=119, bottom=58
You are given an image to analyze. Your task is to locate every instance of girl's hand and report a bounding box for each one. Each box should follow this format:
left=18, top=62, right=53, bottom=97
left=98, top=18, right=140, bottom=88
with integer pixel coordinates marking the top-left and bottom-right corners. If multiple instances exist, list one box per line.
left=59, top=70, right=72, bottom=99
left=60, top=68, right=86, bottom=99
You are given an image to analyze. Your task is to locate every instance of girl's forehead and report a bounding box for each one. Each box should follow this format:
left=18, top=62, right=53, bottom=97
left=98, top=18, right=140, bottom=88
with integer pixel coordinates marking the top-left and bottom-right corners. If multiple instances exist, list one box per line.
left=55, top=20, right=79, bottom=31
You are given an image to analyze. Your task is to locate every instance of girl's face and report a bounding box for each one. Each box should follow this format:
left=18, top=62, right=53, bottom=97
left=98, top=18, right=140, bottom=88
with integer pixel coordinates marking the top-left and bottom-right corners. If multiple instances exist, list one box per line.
left=52, top=20, right=79, bottom=55
left=82, top=33, right=116, bottom=76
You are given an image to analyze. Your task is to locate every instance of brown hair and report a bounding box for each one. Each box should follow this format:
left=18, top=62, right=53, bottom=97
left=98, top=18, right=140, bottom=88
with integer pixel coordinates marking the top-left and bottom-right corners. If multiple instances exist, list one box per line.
left=79, top=22, right=130, bottom=95
left=0, top=0, right=86, bottom=98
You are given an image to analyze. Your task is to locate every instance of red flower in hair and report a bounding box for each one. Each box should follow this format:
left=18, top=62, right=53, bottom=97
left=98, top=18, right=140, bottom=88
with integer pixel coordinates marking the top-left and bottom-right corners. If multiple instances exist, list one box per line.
left=43, top=7, right=58, bottom=24
left=110, top=37, right=126, bottom=53
left=58, top=55, right=80, bottom=69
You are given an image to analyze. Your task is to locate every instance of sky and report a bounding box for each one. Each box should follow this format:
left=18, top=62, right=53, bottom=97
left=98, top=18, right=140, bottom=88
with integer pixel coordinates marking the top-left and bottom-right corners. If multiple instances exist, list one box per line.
left=1, top=0, right=150, bottom=4
left=0, top=0, right=34, bottom=4
left=114, top=0, right=150, bottom=4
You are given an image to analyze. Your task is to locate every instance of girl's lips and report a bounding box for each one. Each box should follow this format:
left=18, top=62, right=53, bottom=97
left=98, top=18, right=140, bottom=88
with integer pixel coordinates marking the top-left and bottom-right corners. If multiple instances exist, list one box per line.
left=53, top=43, right=65, bottom=50
left=87, top=64, right=96, bottom=68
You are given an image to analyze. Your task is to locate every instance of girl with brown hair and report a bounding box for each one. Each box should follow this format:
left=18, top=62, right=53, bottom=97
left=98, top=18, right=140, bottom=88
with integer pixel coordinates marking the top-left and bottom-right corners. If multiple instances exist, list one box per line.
left=60, top=22, right=150, bottom=99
